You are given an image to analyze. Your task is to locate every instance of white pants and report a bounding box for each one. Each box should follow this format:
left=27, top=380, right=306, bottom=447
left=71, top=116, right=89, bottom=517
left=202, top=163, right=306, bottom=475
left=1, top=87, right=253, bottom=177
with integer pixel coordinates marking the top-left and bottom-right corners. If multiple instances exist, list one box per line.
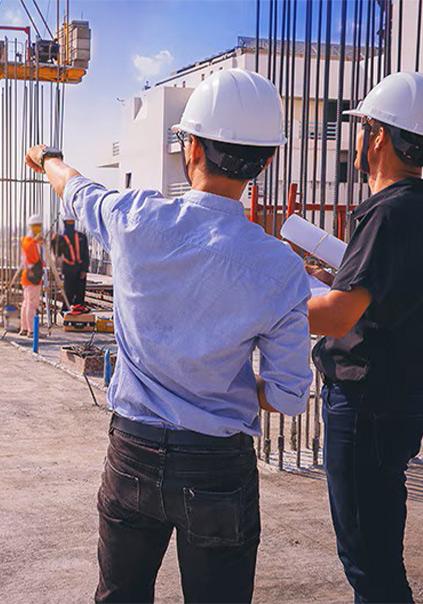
left=21, top=284, right=41, bottom=332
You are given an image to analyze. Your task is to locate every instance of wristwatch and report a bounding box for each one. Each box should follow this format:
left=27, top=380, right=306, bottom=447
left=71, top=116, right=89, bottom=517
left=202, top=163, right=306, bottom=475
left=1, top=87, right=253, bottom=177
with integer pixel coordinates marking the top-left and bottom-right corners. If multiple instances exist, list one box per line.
left=40, top=146, right=64, bottom=169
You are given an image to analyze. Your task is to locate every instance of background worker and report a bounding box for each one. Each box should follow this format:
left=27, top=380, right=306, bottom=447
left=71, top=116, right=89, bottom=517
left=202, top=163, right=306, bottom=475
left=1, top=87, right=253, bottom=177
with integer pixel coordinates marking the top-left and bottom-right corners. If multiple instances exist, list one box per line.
left=19, top=213, right=44, bottom=337
left=53, top=216, right=90, bottom=313
left=25, top=69, right=312, bottom=603
left=308, top=72, right=423, bottom=603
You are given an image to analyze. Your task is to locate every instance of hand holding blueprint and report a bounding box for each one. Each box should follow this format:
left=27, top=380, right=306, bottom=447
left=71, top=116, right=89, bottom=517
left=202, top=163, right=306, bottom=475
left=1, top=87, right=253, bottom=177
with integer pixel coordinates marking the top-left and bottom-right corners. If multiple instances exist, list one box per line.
left=281, top=214, right=347, bottom=270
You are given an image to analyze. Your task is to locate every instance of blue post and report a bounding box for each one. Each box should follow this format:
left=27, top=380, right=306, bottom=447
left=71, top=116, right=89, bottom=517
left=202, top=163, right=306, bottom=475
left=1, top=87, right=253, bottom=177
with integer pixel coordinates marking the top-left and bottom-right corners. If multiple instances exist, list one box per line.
left=104, top=349, right=111, bottom=386
left=33, top=314, right=39, bottom=353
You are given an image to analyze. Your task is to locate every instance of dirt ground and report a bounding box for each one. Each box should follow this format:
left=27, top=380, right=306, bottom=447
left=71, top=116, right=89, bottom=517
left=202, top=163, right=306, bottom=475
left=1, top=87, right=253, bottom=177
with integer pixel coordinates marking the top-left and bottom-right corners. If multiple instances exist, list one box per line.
left=0, top=341, right=422, bottom=604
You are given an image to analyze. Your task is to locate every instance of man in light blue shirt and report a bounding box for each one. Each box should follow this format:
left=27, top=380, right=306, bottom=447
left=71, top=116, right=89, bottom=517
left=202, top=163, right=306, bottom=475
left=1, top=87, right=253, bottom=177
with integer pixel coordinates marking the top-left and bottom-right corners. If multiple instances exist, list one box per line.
left=26, top=69, right=311, bottom=603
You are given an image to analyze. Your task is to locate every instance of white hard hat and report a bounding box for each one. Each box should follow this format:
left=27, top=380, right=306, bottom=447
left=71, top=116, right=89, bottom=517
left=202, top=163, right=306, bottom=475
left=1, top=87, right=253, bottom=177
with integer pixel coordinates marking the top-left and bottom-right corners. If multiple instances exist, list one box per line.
left=172, top=68, right=287, bottom=146
left=62, top=214, right=75, bottom=221
left=344, top=71, right=423, bottom=136
left=28, top=213, right=43, bottom=226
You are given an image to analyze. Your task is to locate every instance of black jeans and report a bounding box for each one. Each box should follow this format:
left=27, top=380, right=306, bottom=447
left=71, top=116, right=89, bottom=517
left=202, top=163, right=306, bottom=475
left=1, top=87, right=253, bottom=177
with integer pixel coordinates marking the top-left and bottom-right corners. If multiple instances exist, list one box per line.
left=62, top=268, right=86, bottom=311
left=322, top=383, right=423, bottom=603
left=95, top=420, right=260, bottom=603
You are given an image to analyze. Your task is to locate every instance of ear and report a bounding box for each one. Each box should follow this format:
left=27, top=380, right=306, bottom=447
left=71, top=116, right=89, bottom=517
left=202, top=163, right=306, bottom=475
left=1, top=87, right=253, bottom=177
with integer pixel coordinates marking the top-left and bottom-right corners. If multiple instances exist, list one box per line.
left=373, top=125, right=389, bottom=151
left=189, top=136, right=205, bottom=164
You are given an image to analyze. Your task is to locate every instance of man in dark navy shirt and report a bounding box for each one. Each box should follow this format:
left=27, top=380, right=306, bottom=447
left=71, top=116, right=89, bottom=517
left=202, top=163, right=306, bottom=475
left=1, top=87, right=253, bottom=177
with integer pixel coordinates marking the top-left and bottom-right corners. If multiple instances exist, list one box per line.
left=309, top=72, right=423, bottom=603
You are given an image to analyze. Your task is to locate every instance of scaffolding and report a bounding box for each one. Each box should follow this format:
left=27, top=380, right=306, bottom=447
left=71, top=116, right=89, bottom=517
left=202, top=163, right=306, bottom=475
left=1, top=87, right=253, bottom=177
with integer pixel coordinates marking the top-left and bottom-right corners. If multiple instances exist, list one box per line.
left=0, top=1, right=90, bottom=318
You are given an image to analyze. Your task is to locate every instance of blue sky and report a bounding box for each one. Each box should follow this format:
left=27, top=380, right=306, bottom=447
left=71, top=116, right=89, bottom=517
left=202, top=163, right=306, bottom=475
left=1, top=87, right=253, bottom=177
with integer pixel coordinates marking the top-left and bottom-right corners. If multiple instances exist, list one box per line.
left=0, top=0, right=266, bottom=184
left=0, top=0, right=356, bottom=185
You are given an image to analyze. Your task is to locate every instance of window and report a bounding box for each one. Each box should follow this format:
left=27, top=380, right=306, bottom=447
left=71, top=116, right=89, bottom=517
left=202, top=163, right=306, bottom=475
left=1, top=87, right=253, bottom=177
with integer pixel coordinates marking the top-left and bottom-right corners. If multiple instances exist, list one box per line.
left=339, top=161, right=348, bottom=183
left=182, top=80, right=186, bottom=88
left=341, top=100, right=351, bottom=122
left=327, top=99, right=351, bottom=122
left=125, top=173, right=132, bottom=189
left=339, top=151, right=348, bottom=183
left=201, top=73, right=205, bottom=81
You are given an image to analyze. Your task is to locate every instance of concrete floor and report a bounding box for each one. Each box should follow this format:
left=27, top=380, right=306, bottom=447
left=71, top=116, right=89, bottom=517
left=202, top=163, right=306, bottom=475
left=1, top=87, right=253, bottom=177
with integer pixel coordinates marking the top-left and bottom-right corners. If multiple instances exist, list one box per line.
left=0, top=341, right=422, bottom=604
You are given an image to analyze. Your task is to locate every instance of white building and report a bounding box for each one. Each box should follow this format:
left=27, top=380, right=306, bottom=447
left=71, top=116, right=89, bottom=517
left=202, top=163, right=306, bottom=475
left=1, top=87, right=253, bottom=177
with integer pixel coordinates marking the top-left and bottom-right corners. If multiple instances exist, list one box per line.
left=98, top=36, right=363, bottom=214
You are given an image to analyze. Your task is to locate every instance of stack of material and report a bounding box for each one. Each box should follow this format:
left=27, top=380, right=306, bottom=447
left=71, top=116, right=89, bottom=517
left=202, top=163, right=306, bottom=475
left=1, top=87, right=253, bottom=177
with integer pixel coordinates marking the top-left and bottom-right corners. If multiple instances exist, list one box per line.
left=57, top=20, right=91, bottom=69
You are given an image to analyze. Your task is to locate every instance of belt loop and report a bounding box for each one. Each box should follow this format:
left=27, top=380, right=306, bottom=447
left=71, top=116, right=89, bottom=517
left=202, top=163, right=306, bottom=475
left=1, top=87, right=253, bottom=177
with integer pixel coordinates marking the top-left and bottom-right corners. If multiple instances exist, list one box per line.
left=162, top=428, right=169, bottom=447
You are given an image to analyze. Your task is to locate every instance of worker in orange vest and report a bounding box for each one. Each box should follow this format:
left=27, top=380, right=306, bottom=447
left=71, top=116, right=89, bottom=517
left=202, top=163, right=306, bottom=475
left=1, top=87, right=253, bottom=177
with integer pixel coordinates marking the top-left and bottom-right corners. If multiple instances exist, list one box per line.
left=19, top=213, right=44, bottom=337
left=54, top=216, right=90, bottom=313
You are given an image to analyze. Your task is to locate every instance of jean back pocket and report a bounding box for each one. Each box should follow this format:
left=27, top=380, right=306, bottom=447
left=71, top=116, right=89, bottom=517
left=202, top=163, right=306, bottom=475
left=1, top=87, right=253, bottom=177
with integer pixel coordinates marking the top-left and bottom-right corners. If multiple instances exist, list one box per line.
left=183, top=486, right=243, bottom=548
left=101, top=457, right=140, bottom=514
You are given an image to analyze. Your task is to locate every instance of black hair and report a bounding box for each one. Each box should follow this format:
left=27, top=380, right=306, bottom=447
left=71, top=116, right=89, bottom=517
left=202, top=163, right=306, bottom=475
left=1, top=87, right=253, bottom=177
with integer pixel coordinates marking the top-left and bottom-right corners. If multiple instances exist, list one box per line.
left=196, top=136, right=276, bottom=180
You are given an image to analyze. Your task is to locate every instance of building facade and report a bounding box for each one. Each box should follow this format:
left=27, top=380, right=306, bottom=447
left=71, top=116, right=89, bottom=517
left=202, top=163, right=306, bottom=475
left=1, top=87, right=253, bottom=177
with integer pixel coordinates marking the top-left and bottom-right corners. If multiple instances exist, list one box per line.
left=98, top=36, right=363, bottom=216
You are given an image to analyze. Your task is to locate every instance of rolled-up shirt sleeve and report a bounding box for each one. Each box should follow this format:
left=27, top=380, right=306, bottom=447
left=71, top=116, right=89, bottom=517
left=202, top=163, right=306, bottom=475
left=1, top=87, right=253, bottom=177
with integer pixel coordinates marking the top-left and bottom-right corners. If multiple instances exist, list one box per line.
left=258, top=262, right=313, bottom=416
left=61, top=175, right=123, bottom=253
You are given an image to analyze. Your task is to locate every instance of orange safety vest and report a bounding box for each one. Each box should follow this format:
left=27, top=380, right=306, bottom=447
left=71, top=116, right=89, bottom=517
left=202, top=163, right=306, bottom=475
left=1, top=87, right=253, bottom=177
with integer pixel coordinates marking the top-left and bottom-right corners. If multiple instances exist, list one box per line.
left=63, top=233, right=81, bottom=266
left=21, top=236, right=42, bottom=287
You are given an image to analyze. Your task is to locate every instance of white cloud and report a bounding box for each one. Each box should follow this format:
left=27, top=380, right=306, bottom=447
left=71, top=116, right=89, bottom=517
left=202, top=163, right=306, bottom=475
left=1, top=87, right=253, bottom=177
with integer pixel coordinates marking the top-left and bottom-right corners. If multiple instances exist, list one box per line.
left=133, top=49, right=174, bottom=82
left=3, top=9, right=24, bottom=26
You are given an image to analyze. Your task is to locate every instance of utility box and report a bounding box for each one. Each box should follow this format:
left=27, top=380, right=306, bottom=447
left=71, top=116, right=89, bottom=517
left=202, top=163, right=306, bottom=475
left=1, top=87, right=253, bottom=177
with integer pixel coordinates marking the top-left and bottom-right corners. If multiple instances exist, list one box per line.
left=96, top=317, right=114, bottom=333
left=57, top=20, right=91, bottom=69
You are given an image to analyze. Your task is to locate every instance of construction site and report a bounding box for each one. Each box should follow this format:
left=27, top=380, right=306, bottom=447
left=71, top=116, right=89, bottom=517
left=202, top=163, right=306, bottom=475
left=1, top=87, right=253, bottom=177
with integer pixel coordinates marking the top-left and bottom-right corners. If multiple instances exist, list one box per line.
left=0, top=0, right=422, bottom=602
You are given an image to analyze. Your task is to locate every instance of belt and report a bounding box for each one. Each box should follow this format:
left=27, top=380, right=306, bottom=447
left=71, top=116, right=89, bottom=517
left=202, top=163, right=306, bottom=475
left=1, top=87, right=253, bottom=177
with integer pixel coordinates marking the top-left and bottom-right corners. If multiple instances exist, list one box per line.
left=110, top=413, right=253, bottom=449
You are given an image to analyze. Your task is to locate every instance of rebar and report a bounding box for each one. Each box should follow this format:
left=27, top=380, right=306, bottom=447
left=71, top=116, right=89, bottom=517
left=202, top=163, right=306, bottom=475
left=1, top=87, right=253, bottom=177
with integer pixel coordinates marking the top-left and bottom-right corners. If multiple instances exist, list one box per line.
left=254, top=0, right=419, bottom=471
left=0, top=7, right=66, bottom=321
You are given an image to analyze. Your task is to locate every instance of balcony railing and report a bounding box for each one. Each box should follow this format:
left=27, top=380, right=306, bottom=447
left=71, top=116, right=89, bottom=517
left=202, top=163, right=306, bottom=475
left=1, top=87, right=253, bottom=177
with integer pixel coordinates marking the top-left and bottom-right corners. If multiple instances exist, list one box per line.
left=299, top=121, right=338, bottom=141
left=167, top=181, right=191, bottom=197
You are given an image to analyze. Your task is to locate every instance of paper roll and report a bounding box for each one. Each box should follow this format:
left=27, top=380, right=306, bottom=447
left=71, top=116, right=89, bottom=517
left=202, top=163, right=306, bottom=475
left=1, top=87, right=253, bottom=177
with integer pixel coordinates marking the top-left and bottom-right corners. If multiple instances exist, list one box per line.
left=281, top=214, right=347, bottom=269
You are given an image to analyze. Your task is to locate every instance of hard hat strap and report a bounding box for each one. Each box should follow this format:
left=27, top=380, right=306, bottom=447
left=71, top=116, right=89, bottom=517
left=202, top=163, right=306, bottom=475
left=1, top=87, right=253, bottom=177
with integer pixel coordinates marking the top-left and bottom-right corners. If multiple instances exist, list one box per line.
left=359, top=122, right=371, bottom=174
left=176, top=131, right=193, bottom=187
left=199, top=138, right=266, bottom=180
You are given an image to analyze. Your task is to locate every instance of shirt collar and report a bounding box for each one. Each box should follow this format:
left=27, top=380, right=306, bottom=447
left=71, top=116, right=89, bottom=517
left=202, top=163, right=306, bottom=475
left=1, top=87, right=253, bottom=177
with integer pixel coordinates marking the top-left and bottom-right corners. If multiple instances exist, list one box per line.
left=183, top=189, right=245, bottom=216
left=353, top=177, right=423, bottom=219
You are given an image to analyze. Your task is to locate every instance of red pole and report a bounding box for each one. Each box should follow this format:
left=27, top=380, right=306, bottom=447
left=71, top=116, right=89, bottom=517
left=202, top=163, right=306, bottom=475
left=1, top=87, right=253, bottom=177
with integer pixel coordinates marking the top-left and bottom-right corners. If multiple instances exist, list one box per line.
left=336, top=207, right=346, bottom=240
left=0, top=26, right=31, bottom=61
left=250, top=183, right=258, bottom=222
left=287, top=183, right=298, bottom=216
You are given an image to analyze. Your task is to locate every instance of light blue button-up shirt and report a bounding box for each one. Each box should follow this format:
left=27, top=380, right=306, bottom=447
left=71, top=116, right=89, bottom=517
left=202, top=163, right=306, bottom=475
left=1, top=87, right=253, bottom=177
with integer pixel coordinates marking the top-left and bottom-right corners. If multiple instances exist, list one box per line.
left=62, top=176, right=312, bottom=436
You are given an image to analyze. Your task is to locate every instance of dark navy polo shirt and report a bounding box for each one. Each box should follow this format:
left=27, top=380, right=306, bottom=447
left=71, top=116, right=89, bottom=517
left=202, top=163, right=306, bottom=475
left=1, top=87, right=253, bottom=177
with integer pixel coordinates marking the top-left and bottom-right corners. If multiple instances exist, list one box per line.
left=313, top=177, right=423, bottom=409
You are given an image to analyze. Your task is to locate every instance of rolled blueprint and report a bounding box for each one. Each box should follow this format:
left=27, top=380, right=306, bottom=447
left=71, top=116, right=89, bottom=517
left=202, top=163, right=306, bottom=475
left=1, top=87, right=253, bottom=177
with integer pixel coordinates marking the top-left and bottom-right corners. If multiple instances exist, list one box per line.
left=281, top=214, right=347, bottom=270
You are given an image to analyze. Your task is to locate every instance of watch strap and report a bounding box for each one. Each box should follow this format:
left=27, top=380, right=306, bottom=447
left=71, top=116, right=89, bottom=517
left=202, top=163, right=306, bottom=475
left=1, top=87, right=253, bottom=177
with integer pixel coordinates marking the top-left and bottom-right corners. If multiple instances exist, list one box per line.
left=41, top=147, right=64, bottom=168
